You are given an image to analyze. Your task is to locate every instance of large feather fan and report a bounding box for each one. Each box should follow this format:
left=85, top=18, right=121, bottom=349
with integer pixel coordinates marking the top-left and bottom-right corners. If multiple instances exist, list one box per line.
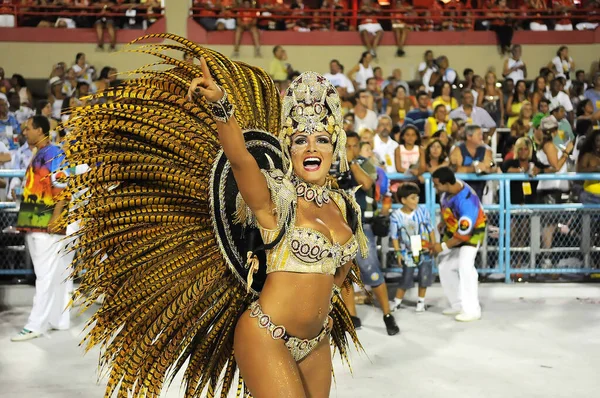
left=58, top=33, right=362, bottom=398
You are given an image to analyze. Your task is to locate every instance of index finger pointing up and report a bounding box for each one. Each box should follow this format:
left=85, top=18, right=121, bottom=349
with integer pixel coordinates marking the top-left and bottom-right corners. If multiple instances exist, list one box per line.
left=200, top=57, right=212, bottom=82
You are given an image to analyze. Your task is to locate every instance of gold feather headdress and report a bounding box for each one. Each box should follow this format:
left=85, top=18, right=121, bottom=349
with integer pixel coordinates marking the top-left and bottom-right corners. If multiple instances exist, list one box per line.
left=279, top=71, right=348, bottom=173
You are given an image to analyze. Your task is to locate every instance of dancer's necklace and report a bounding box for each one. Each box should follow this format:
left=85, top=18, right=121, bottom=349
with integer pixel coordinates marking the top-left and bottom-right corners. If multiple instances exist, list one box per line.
left=291, top=175, right=330, bottom=207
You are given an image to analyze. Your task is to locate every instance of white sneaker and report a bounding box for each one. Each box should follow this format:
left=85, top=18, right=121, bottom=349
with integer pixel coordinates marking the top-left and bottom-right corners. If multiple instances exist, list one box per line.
left=415, top=301, right=426, bottom=313
left=390, top=298, right=403, bottom=312
left=455, top=312, right=481, bottom=322
left=442, top=308, right=461, bottom=316
left=11, top=328, right=42, bottom=342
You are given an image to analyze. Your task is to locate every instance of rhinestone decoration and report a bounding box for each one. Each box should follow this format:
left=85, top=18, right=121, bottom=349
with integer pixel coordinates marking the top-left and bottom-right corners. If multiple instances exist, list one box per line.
left=259, top=315, right=270, bottom=328
left=279, top=71, right=349, bottom=173
left=248, top=301, right=332, bottom=361
left=291, top=175, right=330, bottom=207
left=272, top=326, right=286, bottom=339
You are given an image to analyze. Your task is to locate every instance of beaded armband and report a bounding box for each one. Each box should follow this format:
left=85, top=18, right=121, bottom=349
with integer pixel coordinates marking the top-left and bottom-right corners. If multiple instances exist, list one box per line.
left=332, top=284, right=342, bottom=297
left=210, top=85, right=235, bottom=123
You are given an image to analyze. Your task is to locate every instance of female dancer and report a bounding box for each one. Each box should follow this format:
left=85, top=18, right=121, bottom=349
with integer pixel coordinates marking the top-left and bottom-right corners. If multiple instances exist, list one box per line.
left=61, top=34, right=366, bottom=398
left=189, top=60, right=367, bottom=397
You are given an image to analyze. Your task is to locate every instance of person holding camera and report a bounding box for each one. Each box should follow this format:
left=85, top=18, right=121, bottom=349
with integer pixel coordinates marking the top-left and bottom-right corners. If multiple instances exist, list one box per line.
left=449, top=124, right=496, bottom=199
left=340, top=131, right=400, bottom=336
left=427, top=56, right=457, bottom=98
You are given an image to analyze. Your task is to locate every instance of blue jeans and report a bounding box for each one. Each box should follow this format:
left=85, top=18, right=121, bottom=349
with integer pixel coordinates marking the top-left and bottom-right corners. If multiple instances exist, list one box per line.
left=356, top=223, right=384, bottom=287
left=581, top=191, right=600, bottom=204
left=399, top=253, right=434, bottom=290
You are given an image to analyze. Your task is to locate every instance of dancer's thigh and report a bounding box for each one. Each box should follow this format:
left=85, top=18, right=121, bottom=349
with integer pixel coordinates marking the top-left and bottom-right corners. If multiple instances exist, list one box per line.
left=234, top=310, right=306, bottom=398
left=297, top=337, right=332, bottom=398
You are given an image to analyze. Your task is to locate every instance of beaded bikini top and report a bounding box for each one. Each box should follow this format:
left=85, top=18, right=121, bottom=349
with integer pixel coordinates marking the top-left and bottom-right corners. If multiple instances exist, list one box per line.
left=234, top=168, right=368, bottom=276
left=259, top=200, right=359, bottom=275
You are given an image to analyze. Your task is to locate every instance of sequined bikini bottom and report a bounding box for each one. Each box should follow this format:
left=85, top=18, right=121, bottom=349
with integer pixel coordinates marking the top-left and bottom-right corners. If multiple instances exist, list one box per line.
left=248, top=301, right=332, bottom=362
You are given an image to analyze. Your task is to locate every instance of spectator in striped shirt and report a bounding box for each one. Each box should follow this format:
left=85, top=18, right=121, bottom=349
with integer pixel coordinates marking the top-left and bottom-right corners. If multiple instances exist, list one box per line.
left=389, top=183, right=436, bottom=313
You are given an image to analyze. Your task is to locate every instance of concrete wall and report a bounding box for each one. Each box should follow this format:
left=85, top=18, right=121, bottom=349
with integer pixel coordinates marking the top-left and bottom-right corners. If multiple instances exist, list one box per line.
left=2, top=42, right=599, bottom=82
left=0, top=0, right=598, bottom=81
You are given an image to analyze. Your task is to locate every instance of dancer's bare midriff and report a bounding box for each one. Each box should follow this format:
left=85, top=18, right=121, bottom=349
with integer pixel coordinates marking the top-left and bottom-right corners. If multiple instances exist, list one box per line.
left=258, top=272, right=334, bottom=339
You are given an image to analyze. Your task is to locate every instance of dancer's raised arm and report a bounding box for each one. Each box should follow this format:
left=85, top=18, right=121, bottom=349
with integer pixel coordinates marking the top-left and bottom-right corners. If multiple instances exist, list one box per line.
left=187, top=57, right=276, bottom=229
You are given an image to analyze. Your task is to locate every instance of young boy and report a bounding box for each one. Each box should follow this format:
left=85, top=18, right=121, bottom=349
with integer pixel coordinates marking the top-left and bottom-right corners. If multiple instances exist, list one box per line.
left=389, top=182, right=436, bottom=312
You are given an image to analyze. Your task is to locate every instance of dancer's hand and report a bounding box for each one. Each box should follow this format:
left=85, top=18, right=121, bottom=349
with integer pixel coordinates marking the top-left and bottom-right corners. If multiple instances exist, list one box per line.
left=432, top=243, right=443, bottom=256
left=187, top=57, right=223, bottom=103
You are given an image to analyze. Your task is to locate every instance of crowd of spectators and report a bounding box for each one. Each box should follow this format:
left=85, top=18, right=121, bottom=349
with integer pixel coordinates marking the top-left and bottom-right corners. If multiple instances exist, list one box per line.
left=0, top=53, right=118, bottom=200
left=0, top=1, right=163, bottom=50
left=258, top=45, right=600, bottom=210
left=1, top=40, right=599, bottom=277
left=191, top=0, right=600, bottom=57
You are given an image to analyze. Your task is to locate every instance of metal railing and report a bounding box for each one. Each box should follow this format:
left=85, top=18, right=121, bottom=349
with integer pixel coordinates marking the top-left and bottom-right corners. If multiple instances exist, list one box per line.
left=2, top=168, right=600, bottom=281
left=0, top=4, right=164, bottom=28
left=189, top=6, right=600, bottom=31
left=0, top=169, right=29, bottom=275
left=383, top=172, right=600, bottom=283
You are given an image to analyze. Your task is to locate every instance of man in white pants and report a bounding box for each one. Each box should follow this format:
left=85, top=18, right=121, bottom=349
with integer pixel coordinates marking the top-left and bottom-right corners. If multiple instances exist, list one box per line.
left=431, top=167, right=487, bottom=322
left=12, top=116, right=70, bottom=341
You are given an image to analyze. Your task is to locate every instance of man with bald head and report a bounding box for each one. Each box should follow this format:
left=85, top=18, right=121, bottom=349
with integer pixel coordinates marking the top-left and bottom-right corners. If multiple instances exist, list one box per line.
left=373, top=115, right=399, bottom=174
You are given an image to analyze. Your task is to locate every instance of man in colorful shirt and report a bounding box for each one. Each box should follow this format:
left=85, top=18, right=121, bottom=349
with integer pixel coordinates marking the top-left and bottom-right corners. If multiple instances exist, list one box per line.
left=432, top=167, right=486, bottom=322
left=12, top=116, right=71, bottom=342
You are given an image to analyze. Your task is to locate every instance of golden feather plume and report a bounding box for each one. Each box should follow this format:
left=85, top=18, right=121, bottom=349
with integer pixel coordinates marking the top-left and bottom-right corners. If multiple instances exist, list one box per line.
left=61, top=33, right=362, bottom=398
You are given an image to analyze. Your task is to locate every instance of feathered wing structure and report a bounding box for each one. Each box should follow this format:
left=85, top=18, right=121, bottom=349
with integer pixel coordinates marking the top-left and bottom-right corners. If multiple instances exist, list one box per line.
left=58, top=33, right=362, bottom=398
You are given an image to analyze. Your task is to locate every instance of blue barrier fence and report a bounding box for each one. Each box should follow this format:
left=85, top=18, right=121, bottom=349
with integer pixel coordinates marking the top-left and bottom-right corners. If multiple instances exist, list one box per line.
left=2, top=169, right=600, bottom=281
left=0, top=169, right=25, bottom=210
left=385, top=172, right=600, bottom=283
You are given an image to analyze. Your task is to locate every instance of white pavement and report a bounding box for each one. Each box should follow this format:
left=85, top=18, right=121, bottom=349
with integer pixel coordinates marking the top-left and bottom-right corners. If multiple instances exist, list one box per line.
left=1, top=283, right=599, bottom=398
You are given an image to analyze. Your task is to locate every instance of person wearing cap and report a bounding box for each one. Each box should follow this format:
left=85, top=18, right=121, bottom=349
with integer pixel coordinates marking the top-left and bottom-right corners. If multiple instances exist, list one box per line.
left=535, top=115, right=574, bottom=269
left=48, top=76, right=65, bottom=121
left=529, top=112, right=546, bottom=153
left=536, top=115, right=573, bottom=200
left=549, top=101, right=574, bottom=148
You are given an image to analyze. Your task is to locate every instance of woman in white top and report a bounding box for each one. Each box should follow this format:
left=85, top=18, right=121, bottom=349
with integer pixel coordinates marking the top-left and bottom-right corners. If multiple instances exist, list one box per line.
left=536, top=117, right=574, bottom=202
left=348, top=51, right=374, bottom=90
left=395, top=125, right=422, bottom=175
left=72, top=52, right=93, bottom=85
left=10, top=74, right=33, bottom=106
left=535, top=116, right=575, bottom=267
left=503, top=44, right=527, bottom=83
left=550, top=46, right=575, bottom=87
left=48, top=79, right=65, bottom=120
left=62, top=68, right=78, bottom=97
